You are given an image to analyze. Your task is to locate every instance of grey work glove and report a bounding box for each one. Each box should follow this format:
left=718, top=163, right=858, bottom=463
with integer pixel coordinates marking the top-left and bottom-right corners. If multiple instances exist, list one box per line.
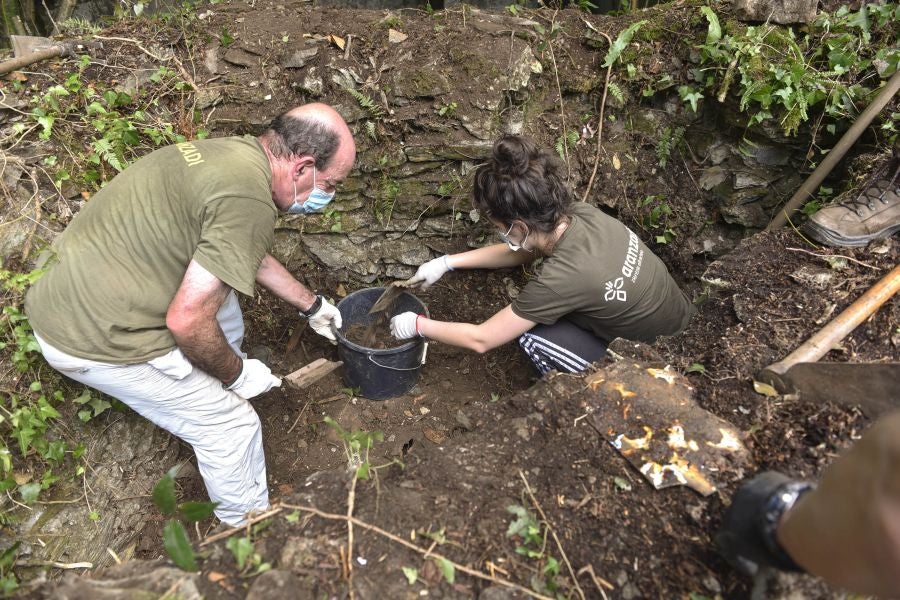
left=304, top=296, right=342, bottom=344
left=227, top=358, right=281, bottom=400
left=409, top=255, right=452, bottom=290
left=715, top=471, right=813, bottom=576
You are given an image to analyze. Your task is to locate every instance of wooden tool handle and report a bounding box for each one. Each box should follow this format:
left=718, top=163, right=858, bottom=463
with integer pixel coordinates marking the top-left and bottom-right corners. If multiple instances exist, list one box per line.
left=765, top=263, right=900, bottom=376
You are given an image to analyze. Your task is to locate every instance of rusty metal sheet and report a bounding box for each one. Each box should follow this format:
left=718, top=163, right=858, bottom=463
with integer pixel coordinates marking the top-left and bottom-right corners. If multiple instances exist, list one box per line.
left=586, top=361, right=751, bottom=496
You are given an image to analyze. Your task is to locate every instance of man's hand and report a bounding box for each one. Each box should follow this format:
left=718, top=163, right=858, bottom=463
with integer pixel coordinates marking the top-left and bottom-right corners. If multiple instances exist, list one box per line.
left=409, top=255, right=452, bottom=290
left=390, top=312, right=421, bottom=340
left=227, top=359, right=282, bottom=399
left=306, top=297, right=342, bottom=343
left=716, top=471, right=812, bottom=576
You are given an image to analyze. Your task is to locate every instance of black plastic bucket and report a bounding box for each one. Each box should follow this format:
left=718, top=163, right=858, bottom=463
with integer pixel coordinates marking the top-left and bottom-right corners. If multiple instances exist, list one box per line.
left=335, top=287, right=429, bottom=400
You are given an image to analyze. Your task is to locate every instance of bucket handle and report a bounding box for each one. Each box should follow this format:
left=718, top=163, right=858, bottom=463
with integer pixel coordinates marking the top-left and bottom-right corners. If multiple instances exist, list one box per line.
left=367, top=343, right=428, bottom=371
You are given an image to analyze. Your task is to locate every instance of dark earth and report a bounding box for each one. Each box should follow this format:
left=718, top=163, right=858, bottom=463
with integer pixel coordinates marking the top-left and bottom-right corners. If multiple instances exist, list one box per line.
left=4, top=1, right=898, bottom=599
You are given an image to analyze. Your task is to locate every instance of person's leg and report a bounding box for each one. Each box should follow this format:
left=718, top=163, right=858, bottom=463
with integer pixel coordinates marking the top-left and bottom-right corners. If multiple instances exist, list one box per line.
left=518, top=320, right=607, bottom=375
left=35, top=334, right=267, bottom=525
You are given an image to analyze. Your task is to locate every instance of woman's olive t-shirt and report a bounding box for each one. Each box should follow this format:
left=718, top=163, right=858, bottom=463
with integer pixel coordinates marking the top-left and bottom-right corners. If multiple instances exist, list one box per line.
left=512, top=202, right=694, bottom=342
left=25, top=137, right=276, bottom=363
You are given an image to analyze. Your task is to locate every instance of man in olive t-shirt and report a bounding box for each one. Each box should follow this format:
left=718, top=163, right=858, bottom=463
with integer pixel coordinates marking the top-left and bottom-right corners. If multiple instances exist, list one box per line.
left=25, top=103, right=356, bottom=526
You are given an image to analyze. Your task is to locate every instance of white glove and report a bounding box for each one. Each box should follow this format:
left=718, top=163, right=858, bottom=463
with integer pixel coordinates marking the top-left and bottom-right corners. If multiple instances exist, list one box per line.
left=409, top=255, right=452, bottom=290
left=227, top=359, right=281, bottom=399
left=390, top=311, right=422, bottom=340
left=306, top=297, right=342, bottom=344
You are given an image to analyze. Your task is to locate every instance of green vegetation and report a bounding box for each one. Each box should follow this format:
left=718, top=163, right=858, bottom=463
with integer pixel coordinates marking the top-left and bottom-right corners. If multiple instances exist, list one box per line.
left=323, top=416, right=385, bottom=480
left=506, top=504, right=561, bottom=596
left=152, top=469, right=218, bottom=571
left=437, top=101, right=458, bottom=117
left=695, top=3, right=899, bottom=137
left=10, top=57, right=196, bottom=189
left=636, top=194, right=677, bottom=245
left=0, top=266, right=111, bottom=518
left=374, top=176, right=400, bottom=227
left=656, top=125, right=685, bottom=168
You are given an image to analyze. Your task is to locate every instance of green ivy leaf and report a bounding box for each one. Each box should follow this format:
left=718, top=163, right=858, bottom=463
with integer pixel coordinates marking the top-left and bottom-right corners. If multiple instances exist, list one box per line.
left=19, top=483, right=40, bottom=504
left=226, top=536, right=254, bottom=570
left=401, top=566, right=418, bottom=584
left=153, top=473, right=178, bottom=516
left=433, top=557, right=455, bottom=584
left=163, top=520, right=198, bottom=572
left=179, top=501, right=218, bottom=523
left=285, top=511, right=300, bottom=523
left=0, top=542, right=21, bottom=570
left=89, top=397, right=112, bottom=417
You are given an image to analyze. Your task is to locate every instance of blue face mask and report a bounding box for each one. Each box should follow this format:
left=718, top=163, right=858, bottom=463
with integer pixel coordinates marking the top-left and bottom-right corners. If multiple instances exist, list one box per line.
left=286, top=166, right=336, bottom=214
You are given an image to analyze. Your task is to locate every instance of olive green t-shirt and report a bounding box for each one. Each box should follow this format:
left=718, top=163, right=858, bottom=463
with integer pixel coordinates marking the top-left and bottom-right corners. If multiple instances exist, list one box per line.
left=25, top=136, right=276, bottom=363
left=512, top=202, right=694, bottom=342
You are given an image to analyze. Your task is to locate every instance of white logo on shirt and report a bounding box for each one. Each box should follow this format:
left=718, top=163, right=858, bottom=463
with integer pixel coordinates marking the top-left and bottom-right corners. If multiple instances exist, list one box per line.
left=604, top=277, right=627, bottom=302
left=622, top=230, right=644, bottom=282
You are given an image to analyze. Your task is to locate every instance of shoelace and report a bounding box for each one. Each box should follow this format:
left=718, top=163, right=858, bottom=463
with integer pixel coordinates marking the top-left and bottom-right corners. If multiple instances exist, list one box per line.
left=840, top=165, right=900, bottom=217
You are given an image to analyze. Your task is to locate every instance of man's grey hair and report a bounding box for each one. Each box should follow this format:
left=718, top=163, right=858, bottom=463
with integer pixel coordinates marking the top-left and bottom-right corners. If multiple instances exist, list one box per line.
left=263, top=112, right=340, bottom=169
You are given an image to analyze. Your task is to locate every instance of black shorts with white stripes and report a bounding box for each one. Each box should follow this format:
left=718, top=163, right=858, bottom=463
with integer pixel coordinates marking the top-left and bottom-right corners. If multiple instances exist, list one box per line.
left=518, top=320, right=607, bottom=376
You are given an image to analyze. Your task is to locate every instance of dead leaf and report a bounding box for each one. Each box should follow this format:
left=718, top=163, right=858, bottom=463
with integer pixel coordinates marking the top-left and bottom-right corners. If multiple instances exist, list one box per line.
left=388, top=28, right=408, bottom=44
left=80, top=191, right=92, bottom=200
left=612, top=153, right=621, bottom=170
left=330, top=34, right=345, bottom=50
left=277, top=483, right=294, bottom=495
left=208, top=571, right=234, bottom=592
left=13, top=472, right=31, bottom=485
left=6, top=71, right=27, bottom=82
left=752, top=379, right=779, bottom=397
left=423, top=427, right=447, bottom=445
left=336, top=283, right=347, bottom=297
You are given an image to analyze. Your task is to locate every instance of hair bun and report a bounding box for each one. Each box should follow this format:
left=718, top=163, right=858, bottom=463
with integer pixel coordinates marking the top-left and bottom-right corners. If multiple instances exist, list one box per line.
left=493, top=135, right=534, bottom=177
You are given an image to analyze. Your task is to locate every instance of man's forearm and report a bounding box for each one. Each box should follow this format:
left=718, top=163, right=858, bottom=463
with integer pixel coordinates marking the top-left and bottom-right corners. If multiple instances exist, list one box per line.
left=256, top=254, right=317, bottom=312
left=172, top=321, right=243, bottom=385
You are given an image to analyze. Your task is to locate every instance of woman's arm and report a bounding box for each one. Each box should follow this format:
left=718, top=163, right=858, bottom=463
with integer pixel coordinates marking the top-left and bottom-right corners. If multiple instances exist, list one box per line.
left=447, top=243, right=536, bottom=270
left=416, top=305, right=536, bottom=353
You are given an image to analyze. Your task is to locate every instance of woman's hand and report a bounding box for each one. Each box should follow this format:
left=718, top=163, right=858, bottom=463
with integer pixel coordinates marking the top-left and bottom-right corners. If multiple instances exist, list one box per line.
left=390, top=312, right=422, bottom=339
left=409, top=256, right=452, bottom=290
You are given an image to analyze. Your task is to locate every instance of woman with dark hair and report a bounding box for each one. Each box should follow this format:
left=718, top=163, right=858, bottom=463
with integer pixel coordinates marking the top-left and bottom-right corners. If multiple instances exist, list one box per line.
left=390, top=135, right=694, bottom=375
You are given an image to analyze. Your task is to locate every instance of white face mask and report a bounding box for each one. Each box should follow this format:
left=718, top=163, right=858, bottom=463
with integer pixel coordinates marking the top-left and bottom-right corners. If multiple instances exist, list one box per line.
left=286, top=166, right=335, bottom=214
left=498, top=222, right=530, bottom=252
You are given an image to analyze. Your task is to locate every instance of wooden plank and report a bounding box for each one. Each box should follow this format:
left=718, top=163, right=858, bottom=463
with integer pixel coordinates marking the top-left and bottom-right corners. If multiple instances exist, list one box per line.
left=283, top=358, right=344, bottom=389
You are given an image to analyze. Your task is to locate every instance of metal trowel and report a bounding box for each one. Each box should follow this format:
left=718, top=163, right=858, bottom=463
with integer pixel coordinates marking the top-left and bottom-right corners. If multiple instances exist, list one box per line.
left=359, top=277, right=419, bottom=348
left=367, top=277, right=418, bottom=315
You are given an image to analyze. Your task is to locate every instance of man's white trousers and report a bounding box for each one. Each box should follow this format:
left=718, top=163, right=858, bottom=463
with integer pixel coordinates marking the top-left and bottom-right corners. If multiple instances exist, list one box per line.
left=33, top=292, right=268, bottom=525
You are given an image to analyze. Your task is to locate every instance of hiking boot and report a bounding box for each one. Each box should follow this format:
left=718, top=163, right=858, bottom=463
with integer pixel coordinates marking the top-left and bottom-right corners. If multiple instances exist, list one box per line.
left=803, top=178, right=900, bottom=247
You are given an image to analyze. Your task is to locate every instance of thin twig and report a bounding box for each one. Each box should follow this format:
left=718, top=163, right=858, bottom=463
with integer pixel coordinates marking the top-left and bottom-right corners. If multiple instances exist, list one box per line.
left=280, top=502, right=554, bottom=600
left=15, top=559, right=92, bottom=569
left=518, top=470, right=586, bottom=600
left=581, top=26, right=613, bottom=203
left=346, top=473, right=358, bottom=599
left=576, top=564, right=613, bottom=599
left=287, top=398, right=313, bottom=434
left=198, top=506, right=283, bottom=547
left=547, top=17, right=570, bottom=178
left=785, top=247, right=881, bottom=270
